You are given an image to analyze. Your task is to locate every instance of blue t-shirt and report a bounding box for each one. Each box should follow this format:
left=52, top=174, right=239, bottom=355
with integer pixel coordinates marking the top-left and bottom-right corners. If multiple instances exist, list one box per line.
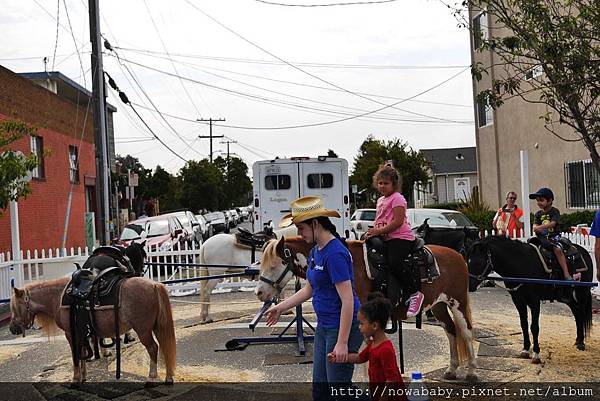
left=307, top=238, right=360, bottom=329
left=590, top=210, right=600, bottom=237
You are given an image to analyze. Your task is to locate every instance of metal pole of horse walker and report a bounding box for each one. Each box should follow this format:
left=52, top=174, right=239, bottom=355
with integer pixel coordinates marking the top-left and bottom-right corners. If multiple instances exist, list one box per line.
left=398, top=319, right=404, bottom=374
left=520, top=150, right=531, bottom=238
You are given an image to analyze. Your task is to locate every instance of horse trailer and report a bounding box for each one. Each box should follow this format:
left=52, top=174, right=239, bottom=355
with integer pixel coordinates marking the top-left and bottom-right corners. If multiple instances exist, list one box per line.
left=252, top=157, right=351, bottom=237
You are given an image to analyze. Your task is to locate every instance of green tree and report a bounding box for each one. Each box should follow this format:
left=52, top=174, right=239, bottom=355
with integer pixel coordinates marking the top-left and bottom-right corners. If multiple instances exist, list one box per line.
left=179, top=159, right=224, bottom=212
left=214, top=156, right=252, bottom=207
left=327, top=149, right=338, bottom=158
left=351, top=135, right=429, bottom=207
left=147, top=165, right=181, bottom=212
left=0, top=120, right=39, bottom=211
left=456, top=0, right=600, bottom=170
left=113, top=154, right=152, bottom=214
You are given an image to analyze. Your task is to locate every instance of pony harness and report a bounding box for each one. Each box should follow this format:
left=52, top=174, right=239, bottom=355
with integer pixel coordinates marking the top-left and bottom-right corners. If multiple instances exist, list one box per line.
left=234, top=227, right=276, bottom=263
left=527, top=237, right=589, bottom=277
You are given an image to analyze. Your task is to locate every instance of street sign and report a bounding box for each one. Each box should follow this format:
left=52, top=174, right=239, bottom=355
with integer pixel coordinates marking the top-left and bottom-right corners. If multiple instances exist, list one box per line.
left=128, top=171, right=139, bottom=187
left=351, top=184, right=358, bottom=194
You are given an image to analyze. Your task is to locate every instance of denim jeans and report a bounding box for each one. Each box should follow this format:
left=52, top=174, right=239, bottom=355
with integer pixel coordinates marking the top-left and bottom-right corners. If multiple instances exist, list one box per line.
left=312, top=320, right=363, bottom=401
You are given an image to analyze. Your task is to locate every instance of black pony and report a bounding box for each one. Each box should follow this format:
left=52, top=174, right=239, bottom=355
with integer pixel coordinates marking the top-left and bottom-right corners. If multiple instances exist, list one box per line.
left=415, top=218, right=479, bottom=257
left=467, top=236, right=593, bottom=363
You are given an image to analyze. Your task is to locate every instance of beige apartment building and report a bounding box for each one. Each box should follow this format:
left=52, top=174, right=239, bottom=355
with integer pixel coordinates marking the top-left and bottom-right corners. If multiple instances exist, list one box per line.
left=469, top=8, right=597, bottom=212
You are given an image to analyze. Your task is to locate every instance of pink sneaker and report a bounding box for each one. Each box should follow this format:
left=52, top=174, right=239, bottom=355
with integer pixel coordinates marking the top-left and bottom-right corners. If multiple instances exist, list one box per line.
left=406, top=291, right=424, bottom=317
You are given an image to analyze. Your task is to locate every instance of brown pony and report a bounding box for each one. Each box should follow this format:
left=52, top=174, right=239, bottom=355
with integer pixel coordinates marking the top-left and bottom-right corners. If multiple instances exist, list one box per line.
left=255, top=237, right=478, bottom=381
left=9, top=276, right=176, bottom=385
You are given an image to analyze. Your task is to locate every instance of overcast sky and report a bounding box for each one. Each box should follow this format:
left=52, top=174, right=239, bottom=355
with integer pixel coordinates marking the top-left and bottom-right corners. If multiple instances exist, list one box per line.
left=3, top=0, right=475, bottom=175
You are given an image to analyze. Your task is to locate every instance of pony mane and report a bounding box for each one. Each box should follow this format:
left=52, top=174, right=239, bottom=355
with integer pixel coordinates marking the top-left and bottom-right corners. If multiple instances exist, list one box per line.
left=24, top=276, right=69, bottom=290
left=261, top=240, right=280, bottom=271
left=36, top=312, right=61, bottom=337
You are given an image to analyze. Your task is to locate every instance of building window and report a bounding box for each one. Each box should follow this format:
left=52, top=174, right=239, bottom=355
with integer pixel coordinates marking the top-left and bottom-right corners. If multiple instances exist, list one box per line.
left=477, top=96, right=494, bottom=127
left=307, top=173, right=334, bottom=189
left=265, top=174, right=291, bottom=190
left=69, top=145, right=79, bottom=184
left=565, top=160, right=600, bottom=209
left=428, top=180, right=433, bottom=194
left=30, top=135, right=44, bottom=179
left=524, top=64, right=544, bottom=81
left=472, top=11, right=488, bottom=50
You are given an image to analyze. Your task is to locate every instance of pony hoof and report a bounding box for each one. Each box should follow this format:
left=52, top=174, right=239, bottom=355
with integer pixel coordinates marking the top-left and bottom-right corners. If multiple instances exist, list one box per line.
left=165, top=378, right=174, bottom=385
left=519, top=350, right=531, bottom=359
left=443, top=371, right=457, bottom=380
left=465, top=373, right=478, bottom=382
left=575, top=342, right=585, bottom=351
left=69, top=382, right=81, bottom=390
left=531, top=357, right=542, bottom=364
left=124, top=333, right=136, bottom=344
left=200, top=318, right=213, bottom=325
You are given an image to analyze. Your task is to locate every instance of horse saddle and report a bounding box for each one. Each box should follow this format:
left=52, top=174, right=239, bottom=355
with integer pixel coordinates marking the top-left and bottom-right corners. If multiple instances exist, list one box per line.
left=527, top=237, right=587, bottom=277
left=365, top=237, right=439, bottom=284
left=234, top=226, right=276, bottom=250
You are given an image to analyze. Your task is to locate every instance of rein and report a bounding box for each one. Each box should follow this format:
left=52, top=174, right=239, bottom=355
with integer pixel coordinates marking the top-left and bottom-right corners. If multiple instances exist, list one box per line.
left=19, top=288, right=36, bottom=330
left=259, top=245, right=302, bottom=292
left=467, top=247, right=495, bottom=282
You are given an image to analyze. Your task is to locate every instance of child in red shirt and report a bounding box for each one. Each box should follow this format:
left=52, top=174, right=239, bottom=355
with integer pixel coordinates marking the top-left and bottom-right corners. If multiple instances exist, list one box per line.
left=329, top=292, right=407, bottom=401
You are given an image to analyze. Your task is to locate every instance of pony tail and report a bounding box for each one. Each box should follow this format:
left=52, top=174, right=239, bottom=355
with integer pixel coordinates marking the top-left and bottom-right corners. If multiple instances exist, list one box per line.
left=316, top=216, right=348, bottom=248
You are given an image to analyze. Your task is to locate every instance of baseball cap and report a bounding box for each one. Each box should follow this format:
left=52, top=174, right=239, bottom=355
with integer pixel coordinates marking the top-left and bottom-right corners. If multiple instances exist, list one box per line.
left=529, top=187, right=554, bottom=200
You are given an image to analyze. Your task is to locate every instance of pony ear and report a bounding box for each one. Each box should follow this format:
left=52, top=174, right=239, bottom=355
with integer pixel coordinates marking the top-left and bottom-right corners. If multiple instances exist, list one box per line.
left=276, top=236, right=285, bottom=257
left=139, top=240, right=147, bottom=248
left=13, top=287, right=24, bottom=297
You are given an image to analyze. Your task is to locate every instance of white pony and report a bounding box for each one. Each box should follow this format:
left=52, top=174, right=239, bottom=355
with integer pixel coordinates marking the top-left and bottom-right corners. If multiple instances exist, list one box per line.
left=198, top=226, right=298, bottom=323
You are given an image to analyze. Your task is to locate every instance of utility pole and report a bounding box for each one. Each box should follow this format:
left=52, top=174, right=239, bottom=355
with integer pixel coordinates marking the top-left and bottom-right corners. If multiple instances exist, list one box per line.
left=89, top=0, right=110, bottom=245
left=220, top=139, right=237, bottom=170
left=197, top=118, right=225, bottom=162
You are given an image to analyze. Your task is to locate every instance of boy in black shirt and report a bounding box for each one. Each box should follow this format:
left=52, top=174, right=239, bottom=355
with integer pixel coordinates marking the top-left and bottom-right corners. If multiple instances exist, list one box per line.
left=529, top=188, right=572, bottom=280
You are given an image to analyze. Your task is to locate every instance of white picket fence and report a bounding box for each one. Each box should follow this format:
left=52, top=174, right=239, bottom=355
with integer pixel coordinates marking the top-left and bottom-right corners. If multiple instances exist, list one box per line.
left=0, top=241, right=254, bottom=301
left=1, top=231, right=597, bottom=301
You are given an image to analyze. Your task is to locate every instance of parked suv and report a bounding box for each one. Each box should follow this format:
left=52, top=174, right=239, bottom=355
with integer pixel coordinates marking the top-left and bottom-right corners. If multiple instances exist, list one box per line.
left=195, top=214, right=214, bottom=240
left=204, top=211, right=229, bottom=234
left=350, top=208, right=377, bottom=239
left=162, top=210, right=203, bottom=246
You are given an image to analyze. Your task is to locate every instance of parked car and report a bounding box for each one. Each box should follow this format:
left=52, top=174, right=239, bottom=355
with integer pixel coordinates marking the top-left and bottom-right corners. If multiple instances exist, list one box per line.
left=239, top=206, right=250, bottom=221
left=350, top=208, right=377, bottom=239
left=162, top=210, right=203, bottom=246
left=229, top=209, right=240, bottom=225
left=224, top=210, right=236, bottom=228
left=118, top=215, right=191, bottom=251
left=204, top=211, right=229, bottom=234
left=195, top=214, right=214, bottom=240
left=407, top=208, right=479, bottom=253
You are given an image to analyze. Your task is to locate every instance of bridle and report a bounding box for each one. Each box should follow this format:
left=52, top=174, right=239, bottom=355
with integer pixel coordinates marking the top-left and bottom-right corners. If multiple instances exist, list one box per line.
left=259, top=245, right=303, bottom=293
left=14, top=289, right=35, bottom=331
left=467, top=244, right=494, bottom=282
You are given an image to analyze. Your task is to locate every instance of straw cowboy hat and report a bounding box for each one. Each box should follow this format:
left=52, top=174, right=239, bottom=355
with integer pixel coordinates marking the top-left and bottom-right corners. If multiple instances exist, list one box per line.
left=279, top=196, right=340, bottom=228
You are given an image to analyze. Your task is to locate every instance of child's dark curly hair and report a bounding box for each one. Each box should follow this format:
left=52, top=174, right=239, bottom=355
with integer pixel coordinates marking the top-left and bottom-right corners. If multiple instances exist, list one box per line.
left=359, top=292, right=392, bottom=329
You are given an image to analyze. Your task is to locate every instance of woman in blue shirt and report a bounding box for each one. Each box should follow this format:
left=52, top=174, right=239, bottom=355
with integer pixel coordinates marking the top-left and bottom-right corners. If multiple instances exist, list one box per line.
left=265, top=196, right=362, bottom=400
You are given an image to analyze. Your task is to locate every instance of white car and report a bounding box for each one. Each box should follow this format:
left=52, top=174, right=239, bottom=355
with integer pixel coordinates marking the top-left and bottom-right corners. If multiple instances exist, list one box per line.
left=350, top=208, right=377, bottom=239
left=406, top=208, right=475, bottom=230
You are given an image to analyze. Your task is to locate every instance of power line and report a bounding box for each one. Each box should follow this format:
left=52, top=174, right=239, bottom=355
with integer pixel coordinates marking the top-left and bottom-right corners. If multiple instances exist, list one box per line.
left=51, top=0, right=60, bottom=70
left=130, top=66, right=470, bottom=130
left=122, top=51, right=471, bottom=108
left=111, top=56, right=472, bottom=125
left=104, top=41, right=207, bottom=158
left=183, top=1, right=469, bottom=123
left=104, top=71, right=189, bottom=163
left=114, top=46, right=468, bottom=70
left=62, top=0, right=86, bottom=86
left=253, top=0, right=399, bottom=5
left=142, top=0, right=204, bottom=117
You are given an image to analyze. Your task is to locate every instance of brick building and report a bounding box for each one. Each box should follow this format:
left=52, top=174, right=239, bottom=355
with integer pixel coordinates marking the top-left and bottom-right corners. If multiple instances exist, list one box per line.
left=0, top=66, right=116, bottom=253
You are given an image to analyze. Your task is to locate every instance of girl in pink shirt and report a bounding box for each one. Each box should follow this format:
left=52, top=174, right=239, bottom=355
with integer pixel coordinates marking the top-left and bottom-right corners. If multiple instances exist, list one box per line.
left=365, top=164, right=424, bottom=317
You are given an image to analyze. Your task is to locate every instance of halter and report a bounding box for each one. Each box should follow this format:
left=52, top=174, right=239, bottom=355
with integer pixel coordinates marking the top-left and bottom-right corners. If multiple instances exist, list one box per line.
left=467, top=246, right=494, bottom=282
left=17, top=289, right=35, bottom=331
left=259, top=245, right=301, bottom=293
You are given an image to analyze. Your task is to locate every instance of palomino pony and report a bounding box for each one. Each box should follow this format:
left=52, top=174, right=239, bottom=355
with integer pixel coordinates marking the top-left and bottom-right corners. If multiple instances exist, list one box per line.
left=9, top=243, right=176, bottom=385
left=466, top=236, right=593, bottom=362
left=256, top=237, right=478, bottom=381
left=198, top=225, right=298, bottom=323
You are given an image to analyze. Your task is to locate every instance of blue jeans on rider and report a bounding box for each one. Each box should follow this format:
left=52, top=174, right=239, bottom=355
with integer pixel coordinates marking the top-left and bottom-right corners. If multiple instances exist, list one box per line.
left=313, top=320, right=364, bottom=401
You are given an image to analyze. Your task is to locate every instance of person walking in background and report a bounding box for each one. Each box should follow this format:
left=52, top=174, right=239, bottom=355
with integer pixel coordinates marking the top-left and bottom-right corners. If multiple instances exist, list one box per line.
left=492, top=191, right=524, bottom=238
